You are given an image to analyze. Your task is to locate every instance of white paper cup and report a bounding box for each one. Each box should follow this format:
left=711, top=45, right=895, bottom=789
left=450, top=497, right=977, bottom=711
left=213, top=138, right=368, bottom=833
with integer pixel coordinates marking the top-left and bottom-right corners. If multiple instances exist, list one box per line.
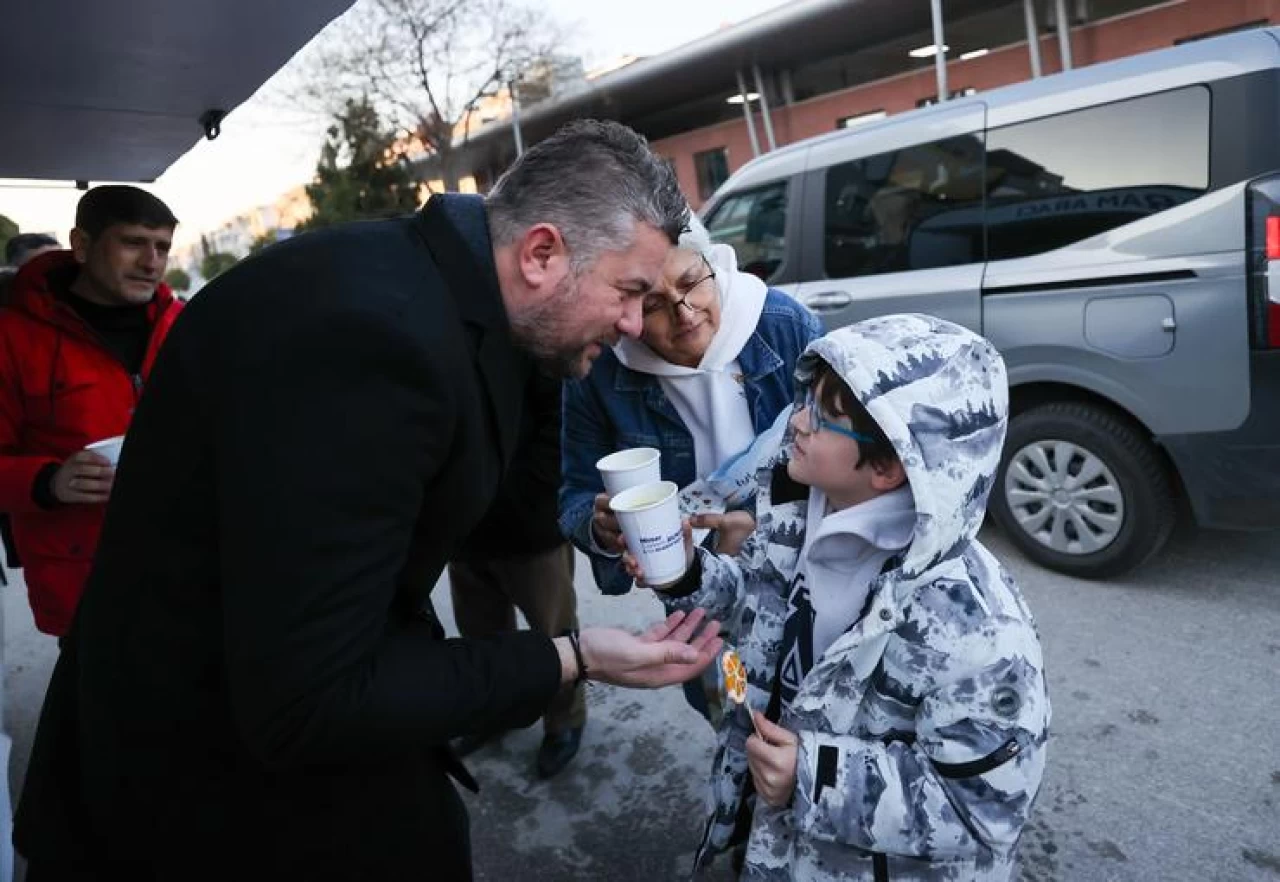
left=596, top=447, right=661, bottom=497
left=85, top=435, right=125, bottom=467
left=610, top=480, right=687, bottom=587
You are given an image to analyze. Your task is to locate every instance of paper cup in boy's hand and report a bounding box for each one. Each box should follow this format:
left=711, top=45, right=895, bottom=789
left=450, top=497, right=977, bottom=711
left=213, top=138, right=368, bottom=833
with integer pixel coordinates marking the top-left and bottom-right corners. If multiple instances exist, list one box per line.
left=85, top=435, right=125, bottom=467
left=596, top=447, right=660, bottom=497
left=610, top=480, right=687, bottom=587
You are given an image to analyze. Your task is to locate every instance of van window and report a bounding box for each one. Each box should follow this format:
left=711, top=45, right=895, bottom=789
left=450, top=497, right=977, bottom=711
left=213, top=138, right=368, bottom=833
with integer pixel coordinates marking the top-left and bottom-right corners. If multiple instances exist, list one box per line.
left=986, top=86, right=1210, bottom=260
left=823, top=133, right=985, bottom=279
left=704, top=181, right=789, bottom=280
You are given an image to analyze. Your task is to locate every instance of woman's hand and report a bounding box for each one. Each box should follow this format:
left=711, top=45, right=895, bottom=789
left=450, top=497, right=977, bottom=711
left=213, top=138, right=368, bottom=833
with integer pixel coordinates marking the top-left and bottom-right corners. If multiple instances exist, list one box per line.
left=591, top=493, right=625, bottom=553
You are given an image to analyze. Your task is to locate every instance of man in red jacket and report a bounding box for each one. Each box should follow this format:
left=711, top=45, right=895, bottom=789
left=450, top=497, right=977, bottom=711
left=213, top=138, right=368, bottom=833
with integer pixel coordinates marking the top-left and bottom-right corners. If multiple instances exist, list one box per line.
left=0, top=185, right=182, bottom=638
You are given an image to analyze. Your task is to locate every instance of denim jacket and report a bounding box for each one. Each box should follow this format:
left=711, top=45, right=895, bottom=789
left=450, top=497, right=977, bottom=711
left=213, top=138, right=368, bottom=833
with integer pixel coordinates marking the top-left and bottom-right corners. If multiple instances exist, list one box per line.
left=559, top=289, right=822, bottom=595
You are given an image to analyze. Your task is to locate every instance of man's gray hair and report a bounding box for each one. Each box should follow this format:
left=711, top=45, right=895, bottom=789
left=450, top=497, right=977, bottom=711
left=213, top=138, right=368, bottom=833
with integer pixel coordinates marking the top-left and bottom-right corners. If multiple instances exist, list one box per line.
left=486, top=120, right=689, bottom=271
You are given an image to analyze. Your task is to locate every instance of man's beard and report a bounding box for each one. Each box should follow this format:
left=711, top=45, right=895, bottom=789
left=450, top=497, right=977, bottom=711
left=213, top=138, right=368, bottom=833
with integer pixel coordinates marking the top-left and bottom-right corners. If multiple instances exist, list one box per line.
left=508, top=272, right=597, bottom=379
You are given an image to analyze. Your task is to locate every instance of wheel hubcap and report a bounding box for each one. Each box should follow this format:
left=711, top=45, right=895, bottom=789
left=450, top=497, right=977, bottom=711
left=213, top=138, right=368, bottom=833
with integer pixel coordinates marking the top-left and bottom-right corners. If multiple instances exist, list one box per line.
left=1004, top=440, right=1125, bottom=555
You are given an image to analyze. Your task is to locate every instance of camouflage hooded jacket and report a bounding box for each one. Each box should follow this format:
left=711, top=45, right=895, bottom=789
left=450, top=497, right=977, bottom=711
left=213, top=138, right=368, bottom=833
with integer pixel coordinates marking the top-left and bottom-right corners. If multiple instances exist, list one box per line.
left=666, top=315, right=1050, bottom=881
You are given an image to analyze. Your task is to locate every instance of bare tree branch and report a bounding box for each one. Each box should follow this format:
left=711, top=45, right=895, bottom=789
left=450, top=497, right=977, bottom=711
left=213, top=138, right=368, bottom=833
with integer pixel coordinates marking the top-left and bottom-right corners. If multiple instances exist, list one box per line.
left=283, top=0, right=572, bottom=189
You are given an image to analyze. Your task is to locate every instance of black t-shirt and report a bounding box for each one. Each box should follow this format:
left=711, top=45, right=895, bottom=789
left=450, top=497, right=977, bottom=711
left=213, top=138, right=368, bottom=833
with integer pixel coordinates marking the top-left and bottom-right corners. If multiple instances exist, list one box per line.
left=57, top=288, right=152, bottom=376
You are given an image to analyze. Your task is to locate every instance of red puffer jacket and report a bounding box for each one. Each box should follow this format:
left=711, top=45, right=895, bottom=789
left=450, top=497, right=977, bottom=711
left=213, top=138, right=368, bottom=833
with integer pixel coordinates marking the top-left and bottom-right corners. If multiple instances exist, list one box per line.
left=0, top=251, right=182, bottom=635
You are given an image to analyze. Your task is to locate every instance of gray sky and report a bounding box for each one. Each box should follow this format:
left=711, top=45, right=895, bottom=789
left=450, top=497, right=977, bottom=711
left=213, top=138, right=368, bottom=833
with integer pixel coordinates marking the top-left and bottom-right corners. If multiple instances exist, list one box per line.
left=2, top=0, right=785, bottom=248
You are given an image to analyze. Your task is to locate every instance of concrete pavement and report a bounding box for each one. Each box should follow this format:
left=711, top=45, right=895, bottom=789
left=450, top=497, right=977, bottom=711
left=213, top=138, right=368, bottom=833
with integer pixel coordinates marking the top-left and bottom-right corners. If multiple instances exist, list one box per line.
left=0, top=560, right=730, bottom=882
left=5, top=521, right=1280, bottom=880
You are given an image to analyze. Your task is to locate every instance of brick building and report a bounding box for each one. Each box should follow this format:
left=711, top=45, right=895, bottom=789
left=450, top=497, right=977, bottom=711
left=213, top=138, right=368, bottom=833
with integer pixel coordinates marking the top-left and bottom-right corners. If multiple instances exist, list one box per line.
left=443, top=0, right=1280, bottom=207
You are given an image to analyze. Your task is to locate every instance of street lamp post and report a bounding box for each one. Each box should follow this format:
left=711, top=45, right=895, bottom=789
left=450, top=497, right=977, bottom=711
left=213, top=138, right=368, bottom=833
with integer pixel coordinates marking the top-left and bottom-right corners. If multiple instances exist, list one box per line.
left=1024, top=0, right=1043, bottom=78
left=509, top=78, right=525, bottom=157
left=735, top=69, right=762, bottom=158
left=1054, top=0, right=1074, bottom=70
left=930, top=0, right=948, bottom=102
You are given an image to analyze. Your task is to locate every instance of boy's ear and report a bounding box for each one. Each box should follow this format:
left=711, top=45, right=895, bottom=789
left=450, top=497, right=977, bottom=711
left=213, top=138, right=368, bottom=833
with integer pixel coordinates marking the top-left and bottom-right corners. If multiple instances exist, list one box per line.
left=869, top=458, right=908, bottom=492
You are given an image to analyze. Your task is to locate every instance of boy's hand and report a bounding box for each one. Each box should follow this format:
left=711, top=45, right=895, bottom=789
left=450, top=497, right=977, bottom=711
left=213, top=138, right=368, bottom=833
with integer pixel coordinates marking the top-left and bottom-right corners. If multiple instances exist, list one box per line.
left=621, top=518, right=697, bottom=588
left=746, top=712, right=799, bottom=807
left=692, top=511, right=756, bottom=556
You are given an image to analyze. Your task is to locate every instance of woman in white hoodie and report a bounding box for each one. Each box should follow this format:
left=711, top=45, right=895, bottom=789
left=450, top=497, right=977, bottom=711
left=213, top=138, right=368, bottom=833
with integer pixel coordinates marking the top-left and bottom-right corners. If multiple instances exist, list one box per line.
left=559, top=217, right=822, bottom=722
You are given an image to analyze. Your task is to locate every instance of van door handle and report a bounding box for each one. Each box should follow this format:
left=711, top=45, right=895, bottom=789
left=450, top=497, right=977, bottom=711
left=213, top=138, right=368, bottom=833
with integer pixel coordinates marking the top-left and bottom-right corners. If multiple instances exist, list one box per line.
left=804, top=291, right=853, bottom=311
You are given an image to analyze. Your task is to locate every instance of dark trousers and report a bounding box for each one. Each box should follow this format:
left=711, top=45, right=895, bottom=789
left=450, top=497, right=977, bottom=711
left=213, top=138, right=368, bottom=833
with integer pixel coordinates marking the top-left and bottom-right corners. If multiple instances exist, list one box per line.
left=448, top=543, right=586, bottom=733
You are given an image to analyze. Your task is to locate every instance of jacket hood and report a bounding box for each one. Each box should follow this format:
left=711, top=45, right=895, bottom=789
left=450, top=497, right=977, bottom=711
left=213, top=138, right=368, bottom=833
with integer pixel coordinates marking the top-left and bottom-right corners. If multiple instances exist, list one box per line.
left=794, top=314, right=1007, bottom=584
left=9, top=249, right=176, bottom=321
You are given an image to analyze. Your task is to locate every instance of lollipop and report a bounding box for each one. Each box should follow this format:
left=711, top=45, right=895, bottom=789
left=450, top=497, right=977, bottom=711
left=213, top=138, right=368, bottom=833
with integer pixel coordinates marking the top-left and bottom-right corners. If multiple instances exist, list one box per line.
left=721, top=649, right=762, bottom=738
left=721, top=650, right=747, bottom=702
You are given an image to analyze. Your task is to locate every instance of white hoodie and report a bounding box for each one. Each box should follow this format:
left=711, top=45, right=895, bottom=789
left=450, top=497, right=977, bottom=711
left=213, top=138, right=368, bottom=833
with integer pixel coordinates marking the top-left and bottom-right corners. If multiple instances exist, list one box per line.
left=799, top=485, right=916, bottom=661
left=612, top=241, right=767, bottom=480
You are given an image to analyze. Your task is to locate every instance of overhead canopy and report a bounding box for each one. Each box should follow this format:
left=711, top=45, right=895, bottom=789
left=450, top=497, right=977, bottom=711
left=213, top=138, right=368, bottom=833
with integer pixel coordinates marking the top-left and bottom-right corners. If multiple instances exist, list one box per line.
left=0, top=0, right=355, bottom=182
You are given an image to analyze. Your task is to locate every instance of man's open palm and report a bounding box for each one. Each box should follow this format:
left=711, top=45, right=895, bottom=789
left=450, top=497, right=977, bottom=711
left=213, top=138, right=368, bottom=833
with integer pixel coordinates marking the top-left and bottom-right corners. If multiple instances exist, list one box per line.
left=582, top=609, right=723, bottom=689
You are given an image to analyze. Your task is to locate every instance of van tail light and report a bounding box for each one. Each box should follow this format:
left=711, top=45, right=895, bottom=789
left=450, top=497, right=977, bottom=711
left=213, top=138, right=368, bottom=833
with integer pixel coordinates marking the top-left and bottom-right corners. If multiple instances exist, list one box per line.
left=1264, top=212, right=1280, bottom=345
left=1246, top=176, right=1280, bottom=348
left=1267, top=215, right=1280, bottom=260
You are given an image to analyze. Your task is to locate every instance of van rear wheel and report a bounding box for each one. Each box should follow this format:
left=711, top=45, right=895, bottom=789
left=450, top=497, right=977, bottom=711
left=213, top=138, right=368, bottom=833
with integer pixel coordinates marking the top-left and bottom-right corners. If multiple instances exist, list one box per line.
left=991, top=403, right=1177, bottom=579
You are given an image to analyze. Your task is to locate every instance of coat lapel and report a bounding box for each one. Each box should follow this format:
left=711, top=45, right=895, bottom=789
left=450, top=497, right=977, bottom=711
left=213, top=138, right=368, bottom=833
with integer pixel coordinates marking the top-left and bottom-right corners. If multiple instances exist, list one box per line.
left=416, top=195, right=530, bottom=470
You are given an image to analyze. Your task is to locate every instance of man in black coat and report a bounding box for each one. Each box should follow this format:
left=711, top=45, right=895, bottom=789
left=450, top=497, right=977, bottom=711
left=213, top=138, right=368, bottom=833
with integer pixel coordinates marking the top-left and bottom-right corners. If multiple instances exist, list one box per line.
left=448, top=371, right=588, bottom=779
left=14, top=120, right=720, bottom=881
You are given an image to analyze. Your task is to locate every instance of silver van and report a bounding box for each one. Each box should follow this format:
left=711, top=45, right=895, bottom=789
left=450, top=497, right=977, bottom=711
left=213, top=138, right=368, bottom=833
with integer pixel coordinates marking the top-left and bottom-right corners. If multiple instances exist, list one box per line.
left=701, top=27, right=1280, bottom=578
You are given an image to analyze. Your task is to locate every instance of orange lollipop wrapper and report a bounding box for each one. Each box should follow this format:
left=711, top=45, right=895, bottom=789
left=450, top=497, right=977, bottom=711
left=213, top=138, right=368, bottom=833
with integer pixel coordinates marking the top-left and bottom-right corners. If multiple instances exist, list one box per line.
left=721, top=650, right=763, bottom=739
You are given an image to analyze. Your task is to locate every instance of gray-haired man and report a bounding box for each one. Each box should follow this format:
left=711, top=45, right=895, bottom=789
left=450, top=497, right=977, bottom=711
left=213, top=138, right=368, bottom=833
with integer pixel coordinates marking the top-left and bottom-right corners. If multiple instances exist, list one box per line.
left=16, top=120, right=722, bottom=881
left=4, top=233, right=60, bottom=269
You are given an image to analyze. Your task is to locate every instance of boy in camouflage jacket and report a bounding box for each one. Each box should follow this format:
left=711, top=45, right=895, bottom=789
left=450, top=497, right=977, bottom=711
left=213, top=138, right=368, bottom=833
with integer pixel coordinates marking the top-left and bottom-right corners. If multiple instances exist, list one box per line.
left=647, top=314, right=1050, bottom=880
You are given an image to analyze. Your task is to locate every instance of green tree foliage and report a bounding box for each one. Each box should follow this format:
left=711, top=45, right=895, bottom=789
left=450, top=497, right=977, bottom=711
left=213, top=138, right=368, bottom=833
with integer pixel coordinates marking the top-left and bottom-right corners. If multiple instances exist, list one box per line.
left=301, top=97, right=420, bottom=231
left=200, top=252, right=239, bottom=281
left=0, top=214, right=19, bottom=263
left=249, top=231, right=279, bottom=254
left=164, top=268, right=192, bottom=292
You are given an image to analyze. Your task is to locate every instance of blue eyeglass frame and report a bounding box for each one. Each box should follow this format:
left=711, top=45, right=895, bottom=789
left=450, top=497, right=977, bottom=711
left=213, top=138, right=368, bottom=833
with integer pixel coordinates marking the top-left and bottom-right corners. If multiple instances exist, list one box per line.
left=798, top=388, right=878, bottom=444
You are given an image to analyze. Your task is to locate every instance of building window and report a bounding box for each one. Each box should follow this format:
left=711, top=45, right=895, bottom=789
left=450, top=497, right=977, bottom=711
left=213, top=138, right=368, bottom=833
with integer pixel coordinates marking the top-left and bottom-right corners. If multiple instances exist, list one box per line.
left=838, top=110, right=887, bottom=129
left=823, top=134, right=985, bottom=280
left=985, top=86, right=1210, bottom=261
left=694, top=147, right=731, bottom=201
left=704, top=181, right=789, bottom=281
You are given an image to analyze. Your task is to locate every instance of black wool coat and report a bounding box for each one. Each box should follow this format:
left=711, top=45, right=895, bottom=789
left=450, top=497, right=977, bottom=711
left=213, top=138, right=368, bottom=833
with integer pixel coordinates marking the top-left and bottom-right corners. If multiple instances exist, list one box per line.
left=14, top=195, right=562, bottom=881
